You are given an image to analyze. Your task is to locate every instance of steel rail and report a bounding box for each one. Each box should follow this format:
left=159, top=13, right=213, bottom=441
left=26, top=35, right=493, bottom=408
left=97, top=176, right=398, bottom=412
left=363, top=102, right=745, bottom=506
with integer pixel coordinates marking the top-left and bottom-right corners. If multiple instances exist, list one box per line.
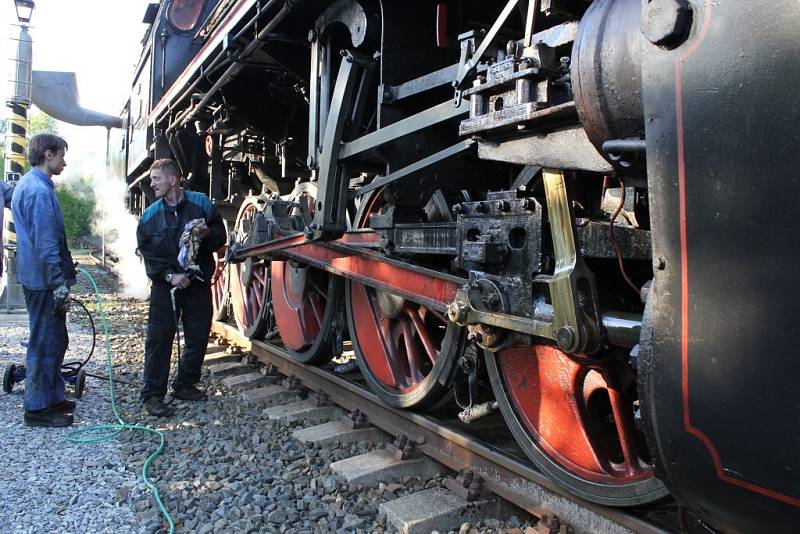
left=212, top=321, right=671, bottom=534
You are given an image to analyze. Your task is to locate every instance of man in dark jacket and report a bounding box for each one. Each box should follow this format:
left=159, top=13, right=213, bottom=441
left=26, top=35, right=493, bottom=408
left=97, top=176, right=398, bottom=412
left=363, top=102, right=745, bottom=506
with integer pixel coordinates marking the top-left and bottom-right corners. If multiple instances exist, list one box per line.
left=11, top=133, right=76, bottom=427
left=136, top=159, right=226, bottom=416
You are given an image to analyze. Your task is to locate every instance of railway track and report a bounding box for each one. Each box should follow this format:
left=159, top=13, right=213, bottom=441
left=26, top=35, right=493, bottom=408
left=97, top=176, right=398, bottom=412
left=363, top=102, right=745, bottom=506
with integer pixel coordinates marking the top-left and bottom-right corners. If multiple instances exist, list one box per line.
left=75, top=236, right=118, bottom=270
left=211, top=321, right=681, bottom=534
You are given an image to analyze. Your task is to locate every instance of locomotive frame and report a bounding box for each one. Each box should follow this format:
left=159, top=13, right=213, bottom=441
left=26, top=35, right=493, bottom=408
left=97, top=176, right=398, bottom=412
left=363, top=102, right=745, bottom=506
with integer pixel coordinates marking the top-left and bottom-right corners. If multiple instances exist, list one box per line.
left=115, top=1, right=800, bottom=531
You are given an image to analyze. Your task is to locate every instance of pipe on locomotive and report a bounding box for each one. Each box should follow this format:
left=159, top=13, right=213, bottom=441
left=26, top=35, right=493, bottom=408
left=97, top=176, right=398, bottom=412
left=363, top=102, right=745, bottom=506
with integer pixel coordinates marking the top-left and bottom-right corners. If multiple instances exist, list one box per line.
left=165, top=0, right=298, bottom=135
left=534, top=301, right=641, bottom=348
left=157, top=0, right=286, bottom=123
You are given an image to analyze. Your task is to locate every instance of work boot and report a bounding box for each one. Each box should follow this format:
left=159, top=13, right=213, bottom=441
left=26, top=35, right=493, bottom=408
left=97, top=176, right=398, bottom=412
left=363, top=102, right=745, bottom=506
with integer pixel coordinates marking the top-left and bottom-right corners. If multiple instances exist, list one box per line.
left=172, top=385, right=208, bottom=401
left=24, top=408, right=74, bottom=428
left=51, top=399, right=76, bottom=413
left=143, top=397, right=175, bottom=417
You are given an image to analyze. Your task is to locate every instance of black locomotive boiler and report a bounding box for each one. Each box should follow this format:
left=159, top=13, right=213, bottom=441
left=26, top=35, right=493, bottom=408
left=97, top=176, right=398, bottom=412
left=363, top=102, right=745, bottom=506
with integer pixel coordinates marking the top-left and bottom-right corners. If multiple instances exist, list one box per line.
left=112, top=1, right=800, bottom=531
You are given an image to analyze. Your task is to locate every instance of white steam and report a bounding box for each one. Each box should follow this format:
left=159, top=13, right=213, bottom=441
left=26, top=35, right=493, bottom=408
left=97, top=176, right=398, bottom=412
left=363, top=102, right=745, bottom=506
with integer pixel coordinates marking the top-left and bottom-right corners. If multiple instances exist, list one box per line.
left=91, top=169, right=150, bottom=299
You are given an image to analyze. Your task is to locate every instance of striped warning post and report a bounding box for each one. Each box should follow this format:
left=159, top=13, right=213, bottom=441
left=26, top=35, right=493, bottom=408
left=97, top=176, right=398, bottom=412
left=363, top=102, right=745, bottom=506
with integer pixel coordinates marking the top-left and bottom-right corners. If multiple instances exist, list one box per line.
left=4, top=102, right=28, bottom=181
left=4, top=101, right=29, bottom=246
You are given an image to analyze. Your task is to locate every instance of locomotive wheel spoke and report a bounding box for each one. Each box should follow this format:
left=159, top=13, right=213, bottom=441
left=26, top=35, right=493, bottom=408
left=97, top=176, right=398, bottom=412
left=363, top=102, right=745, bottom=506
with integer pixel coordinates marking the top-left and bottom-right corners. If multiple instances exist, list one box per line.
left=308, top=292, right=324, bottom=328
left=406, top=306, right=438, bottom=365
left=271, top=183, right=342, bottom=365
left=310, top=279, right=328, bottom=301
left=230, top=199, right=272, bottom=338
left=426, top=307, right=447, bottom=325
left=211, top=247, right=229, bottom=322
left=401, top=319, right=425, bottom=384
left=606, top=384, right=640, bottom=475
left=379, top=315, right=405, bottom=387
left=346, top=187, right=464, bottom=409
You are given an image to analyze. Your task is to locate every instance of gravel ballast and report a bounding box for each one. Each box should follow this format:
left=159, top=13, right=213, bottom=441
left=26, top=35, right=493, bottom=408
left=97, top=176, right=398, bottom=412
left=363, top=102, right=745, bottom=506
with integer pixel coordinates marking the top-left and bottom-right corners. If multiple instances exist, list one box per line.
left=0, top=259, right=537, bottom=533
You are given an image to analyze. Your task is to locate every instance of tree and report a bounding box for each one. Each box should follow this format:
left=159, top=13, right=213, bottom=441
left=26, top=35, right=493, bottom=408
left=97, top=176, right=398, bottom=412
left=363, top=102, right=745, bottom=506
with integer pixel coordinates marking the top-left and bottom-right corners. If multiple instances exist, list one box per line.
left=28, top=110, right=59, bottom=136
left=56, top=177, right=95, bottom=245
left=1, top=109, right=58, bottom=178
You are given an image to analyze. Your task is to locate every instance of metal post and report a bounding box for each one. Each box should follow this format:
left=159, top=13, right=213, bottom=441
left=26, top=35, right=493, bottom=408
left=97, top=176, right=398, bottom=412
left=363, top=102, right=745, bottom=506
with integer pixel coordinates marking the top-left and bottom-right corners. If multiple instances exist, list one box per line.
left=2, top=21, right=33, bottom=311
left=102, top=127, right=110, bottom=267
left=4, top=25, right=32, bottom=182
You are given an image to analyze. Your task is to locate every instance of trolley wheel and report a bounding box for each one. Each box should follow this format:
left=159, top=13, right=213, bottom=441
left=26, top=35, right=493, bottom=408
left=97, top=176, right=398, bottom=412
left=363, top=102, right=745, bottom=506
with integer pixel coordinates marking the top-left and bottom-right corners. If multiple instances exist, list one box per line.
left=345, top=189, right=464, bottom=409
left=74, top=368, right=87, bottom=399
left=485, top=345, right=669, bottom=506
left=229, top=197, right=273, bottom=338
left=271, top=183, right=343, bottom=364
left=3, top=364, right=16, bottom=394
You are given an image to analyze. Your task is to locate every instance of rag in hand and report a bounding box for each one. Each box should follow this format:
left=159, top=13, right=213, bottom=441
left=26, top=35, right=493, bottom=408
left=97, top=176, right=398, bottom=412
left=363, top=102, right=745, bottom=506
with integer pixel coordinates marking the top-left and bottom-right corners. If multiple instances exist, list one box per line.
left=178, top=218, right=206, bottom=280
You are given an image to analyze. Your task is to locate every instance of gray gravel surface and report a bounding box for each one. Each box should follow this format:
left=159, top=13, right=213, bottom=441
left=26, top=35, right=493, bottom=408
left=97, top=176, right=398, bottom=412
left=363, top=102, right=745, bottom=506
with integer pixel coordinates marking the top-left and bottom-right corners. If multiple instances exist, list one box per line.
left=0, top=261, right=142, bottom=533
left=0, top=258, right=537, bottom=533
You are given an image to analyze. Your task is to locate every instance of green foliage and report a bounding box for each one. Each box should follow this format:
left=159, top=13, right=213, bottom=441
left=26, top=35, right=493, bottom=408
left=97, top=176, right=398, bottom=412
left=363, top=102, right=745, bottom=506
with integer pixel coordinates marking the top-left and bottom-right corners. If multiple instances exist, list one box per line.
left=28, top=111, right=59, bottom=136
left=0, top=110, right=58, bottom=176
left=56, top=177, right=95, bottom=245
left=24, top=110, right=60, bottom=174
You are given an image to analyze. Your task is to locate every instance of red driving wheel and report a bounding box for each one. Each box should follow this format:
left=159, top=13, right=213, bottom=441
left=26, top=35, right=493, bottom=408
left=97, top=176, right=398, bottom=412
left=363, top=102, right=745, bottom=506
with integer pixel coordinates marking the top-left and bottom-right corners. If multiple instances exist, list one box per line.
left=211, top=238, right=229, bottom=321
left=486, top=344, right=668, bottom=505
left=345, top=189, right=464, bottom=409
left=271, top=182, right=343, bottom=364
left=229, top=197, right=273, bottom=339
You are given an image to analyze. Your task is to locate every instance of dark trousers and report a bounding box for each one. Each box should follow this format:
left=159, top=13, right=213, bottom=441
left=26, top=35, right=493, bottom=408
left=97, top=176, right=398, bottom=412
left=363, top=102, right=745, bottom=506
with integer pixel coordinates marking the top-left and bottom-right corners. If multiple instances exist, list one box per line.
left=141, top=281, right=212, bottom=400
left=22, top=287, right=68, bottom=411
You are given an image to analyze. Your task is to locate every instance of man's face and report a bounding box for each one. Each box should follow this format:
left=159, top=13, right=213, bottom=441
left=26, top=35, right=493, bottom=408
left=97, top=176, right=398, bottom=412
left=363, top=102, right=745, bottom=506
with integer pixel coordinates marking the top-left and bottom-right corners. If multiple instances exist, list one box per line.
left=46, top=148, right=67, bottom=176
left=150, top=168, right=178, bottom=199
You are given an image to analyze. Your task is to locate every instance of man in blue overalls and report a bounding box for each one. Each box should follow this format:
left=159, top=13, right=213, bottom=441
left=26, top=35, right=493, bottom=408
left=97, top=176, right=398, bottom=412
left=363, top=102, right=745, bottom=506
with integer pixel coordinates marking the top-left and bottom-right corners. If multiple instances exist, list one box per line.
left=12, top=133, right=76, bottom=427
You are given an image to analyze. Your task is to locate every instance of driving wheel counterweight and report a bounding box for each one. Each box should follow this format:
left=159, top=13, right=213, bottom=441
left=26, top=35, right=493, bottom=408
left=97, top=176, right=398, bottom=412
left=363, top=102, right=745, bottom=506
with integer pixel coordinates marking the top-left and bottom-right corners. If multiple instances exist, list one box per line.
left=272, top=183, right=343, bottom=364
left=485, top=344, right=668, bottom=506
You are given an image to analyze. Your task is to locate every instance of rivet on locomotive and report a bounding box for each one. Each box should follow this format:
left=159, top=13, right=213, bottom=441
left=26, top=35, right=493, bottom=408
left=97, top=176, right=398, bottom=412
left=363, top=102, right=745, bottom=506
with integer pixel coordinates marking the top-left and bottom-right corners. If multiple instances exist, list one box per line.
left=113, top=1, right=800, bottom=531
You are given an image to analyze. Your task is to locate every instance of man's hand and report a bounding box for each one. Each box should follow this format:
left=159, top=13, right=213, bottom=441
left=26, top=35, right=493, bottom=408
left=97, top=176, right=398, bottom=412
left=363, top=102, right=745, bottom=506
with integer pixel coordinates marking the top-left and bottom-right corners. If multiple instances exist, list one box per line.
left=52, top=284, right=70, bottom=315
left=169, top=273, right=191, bottom=289
left=192, top=222, right=210, bottom=239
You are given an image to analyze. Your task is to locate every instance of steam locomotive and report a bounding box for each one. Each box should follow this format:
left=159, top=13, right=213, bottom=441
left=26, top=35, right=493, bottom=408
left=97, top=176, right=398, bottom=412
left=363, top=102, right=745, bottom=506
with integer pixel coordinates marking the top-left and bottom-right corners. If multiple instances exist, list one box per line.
left=114, top=1, right=800, bottom=531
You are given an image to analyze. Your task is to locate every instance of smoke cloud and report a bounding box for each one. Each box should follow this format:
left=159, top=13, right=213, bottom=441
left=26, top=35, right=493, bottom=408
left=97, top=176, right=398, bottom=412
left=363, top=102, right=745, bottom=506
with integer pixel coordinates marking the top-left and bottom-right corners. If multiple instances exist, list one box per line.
left=90, top=167, right=150, bottom=298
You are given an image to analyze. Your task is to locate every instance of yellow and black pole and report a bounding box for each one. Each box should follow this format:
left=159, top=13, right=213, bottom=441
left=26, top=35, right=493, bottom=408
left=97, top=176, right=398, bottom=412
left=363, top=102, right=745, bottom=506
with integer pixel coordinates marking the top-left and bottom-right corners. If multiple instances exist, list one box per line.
left=4, top=16, right=32, bottom=181
left=4, top=101, right=28, bottom=183
left=4, top=100, right=29, bottom=251
left=2, top=11, right=34, bottom=311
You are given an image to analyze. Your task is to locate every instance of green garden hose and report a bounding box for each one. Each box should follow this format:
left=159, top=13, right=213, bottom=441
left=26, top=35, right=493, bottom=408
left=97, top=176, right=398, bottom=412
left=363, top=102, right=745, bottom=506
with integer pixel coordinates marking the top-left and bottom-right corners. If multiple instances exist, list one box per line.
left=66, top=269, right=174, bottom=533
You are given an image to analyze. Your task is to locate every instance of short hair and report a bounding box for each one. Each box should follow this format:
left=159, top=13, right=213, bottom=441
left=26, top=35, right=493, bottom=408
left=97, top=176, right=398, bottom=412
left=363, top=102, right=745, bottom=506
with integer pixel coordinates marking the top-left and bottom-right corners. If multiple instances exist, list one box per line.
left=27, top=133, right=68, bottom=166
left=149, top=159, right=181, bottom=179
